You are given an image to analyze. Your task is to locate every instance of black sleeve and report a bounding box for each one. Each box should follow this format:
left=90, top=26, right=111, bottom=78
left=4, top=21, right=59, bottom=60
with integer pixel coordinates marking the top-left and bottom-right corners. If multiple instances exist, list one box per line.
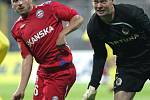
left=87, top=31, right=107, bottom=89
left=134, top=7, right=150, bottom=36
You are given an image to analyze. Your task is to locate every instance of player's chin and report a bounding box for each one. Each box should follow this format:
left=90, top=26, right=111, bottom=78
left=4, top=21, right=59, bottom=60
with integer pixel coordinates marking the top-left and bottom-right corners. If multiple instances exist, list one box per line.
left=96, top=12, right=107, bottom=17
left=17, top=10, right=26, bottom=15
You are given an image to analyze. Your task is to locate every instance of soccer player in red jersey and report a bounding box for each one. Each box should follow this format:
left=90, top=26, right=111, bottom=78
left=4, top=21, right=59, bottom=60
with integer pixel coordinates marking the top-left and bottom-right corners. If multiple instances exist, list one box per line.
left=11, top=0, right=83, bottom=100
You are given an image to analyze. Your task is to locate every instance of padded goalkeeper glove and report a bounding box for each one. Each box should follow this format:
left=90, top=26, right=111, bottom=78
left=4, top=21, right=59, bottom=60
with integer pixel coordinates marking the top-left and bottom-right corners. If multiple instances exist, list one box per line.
left=82, top=86, right=97, bottom=100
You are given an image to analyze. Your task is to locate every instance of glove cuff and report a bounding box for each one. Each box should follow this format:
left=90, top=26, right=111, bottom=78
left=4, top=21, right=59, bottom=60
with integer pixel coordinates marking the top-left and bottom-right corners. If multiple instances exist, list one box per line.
left=88, top=82, right=100, bottom=90
left=88, top=86, right=97, bottom=92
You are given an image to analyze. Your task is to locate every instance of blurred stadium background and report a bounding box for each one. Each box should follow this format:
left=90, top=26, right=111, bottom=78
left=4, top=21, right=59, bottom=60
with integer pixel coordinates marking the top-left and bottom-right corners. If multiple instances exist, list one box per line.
left=0, top=0, right=150, bottom=100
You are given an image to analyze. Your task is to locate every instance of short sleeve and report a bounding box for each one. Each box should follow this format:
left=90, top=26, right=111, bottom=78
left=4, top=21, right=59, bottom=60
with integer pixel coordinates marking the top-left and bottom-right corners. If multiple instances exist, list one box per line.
left=49, top=1, right=78, bottom=21
left=12, top=31, right=31, bottom=58
left=133, top=7, right=150, bottom=35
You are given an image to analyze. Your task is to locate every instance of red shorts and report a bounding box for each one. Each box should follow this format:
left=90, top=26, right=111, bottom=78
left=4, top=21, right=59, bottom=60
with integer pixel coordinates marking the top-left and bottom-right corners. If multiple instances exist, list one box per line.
left=33, top=63, right=76, bottom=100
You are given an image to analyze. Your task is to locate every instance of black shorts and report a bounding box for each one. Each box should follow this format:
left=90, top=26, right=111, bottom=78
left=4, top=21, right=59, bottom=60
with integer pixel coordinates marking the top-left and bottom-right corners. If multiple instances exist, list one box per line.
left=114, top=63, right=150, bottom=93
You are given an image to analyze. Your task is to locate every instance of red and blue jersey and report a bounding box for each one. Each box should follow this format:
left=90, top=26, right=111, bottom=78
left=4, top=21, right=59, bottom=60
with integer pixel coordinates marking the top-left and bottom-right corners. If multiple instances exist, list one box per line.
left=11, top=1, right=78, bottom=68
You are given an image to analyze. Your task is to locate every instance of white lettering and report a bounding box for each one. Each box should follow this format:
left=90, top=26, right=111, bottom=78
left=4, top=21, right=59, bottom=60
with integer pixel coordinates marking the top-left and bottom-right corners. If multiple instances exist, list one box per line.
left=26, top=26, right=54, bottom=47
left=38, top=30, right=45, bottom=38
left=108, top=34, right=140, bottom=46
left=43, top=27, right=49, bottom=35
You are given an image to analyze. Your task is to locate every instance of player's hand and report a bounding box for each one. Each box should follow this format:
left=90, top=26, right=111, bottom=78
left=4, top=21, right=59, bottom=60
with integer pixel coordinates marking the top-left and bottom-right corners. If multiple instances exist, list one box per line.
left=82, top=86, right=97, bottom=100
left=12, top=89, right=24, bottom=100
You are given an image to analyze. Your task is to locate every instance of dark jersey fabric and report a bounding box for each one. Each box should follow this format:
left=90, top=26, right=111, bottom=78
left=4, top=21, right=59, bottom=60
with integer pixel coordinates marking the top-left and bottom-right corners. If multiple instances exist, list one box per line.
left=87, top=4, right=150, bottom=88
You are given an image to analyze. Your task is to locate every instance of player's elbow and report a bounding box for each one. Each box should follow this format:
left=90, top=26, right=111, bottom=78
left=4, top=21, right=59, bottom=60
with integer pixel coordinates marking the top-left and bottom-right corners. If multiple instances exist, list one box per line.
left=75, top=15, right=84, bottom=27
left=70, top=15, right=84, bottom=29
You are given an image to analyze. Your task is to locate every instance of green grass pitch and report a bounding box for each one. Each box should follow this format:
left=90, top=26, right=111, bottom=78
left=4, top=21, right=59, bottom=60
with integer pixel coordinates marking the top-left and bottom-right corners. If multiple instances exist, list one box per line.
left=0, top=82, right=150, bottom=100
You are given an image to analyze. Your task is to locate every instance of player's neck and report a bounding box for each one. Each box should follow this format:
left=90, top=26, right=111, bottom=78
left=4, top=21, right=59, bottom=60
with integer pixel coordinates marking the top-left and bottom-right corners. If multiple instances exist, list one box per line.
left=21, top=4, right=34, bottom=18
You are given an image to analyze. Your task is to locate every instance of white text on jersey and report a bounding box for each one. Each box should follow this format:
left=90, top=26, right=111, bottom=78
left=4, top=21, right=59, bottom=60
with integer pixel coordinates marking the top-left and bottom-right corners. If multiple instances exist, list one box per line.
left=26, top=26, right=54, bottom=47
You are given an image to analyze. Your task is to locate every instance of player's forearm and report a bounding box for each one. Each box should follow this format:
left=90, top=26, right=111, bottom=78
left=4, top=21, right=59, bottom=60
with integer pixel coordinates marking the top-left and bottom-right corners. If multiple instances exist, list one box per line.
left=60, top=15, right=84, bottom=36
left=89, top=56, right=106, bottom=89
left=18, top=55, right=33, bottom=91
left=56, top=15, right=83, bottom=45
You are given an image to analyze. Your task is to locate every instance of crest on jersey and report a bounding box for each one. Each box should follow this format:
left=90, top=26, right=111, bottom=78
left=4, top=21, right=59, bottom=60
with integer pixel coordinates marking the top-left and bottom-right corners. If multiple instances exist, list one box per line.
left=115, top=77, right=122, bottom=86
left=122, top=27, right=130, bottom=35
left=111, top=22, right=134, bottom=36
left=36, top=9, right=44, bottom=18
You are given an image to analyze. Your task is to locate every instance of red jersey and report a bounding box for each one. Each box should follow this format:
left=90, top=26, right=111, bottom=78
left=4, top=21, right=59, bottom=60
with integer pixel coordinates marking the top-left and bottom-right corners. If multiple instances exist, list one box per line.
left=11, top=1, right=78, bottom=68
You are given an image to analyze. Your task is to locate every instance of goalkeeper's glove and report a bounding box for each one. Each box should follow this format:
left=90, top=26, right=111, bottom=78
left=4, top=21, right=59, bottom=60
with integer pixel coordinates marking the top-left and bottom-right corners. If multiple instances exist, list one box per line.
left=82, top=86, right=97, bottom=100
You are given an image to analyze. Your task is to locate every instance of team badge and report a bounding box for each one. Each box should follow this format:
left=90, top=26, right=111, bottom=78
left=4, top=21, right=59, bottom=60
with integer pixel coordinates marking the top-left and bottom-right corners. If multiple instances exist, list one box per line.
left=115, top=77, right=122, bottom=86
left=52, top=96, right=58, bottom=100
left=122, top=27, right=130, bottom=35
left=36, top=9, right=44, bottom=18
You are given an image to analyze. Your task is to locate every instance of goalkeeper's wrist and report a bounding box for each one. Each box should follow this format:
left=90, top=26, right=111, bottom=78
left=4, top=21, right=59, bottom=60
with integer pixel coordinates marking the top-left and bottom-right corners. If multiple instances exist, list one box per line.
left=83, top=85, right=97, bottom=100
left=88, top=86, right=97, bottom=92
left=88, top=82, right=100, bottom=90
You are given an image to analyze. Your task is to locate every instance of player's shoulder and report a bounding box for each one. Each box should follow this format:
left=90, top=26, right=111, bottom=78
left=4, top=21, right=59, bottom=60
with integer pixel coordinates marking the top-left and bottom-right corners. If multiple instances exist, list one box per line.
left=88, top=13, right=98, bottom=27
left=36, top=0, right=64, bottom=13
left=115, top=4, right=143, bottom=14
left=11, top=17, right=24, bottom=36
left=88, top=13, right=102, bottom=29
left=37, top=0, right=61, bottom=8
left=11, top=17, right=21, bottom=31
left=87, top=14, right=96, bottom=33
left=37, top=0, right=52, bottom=7
left=87, top=13, right=102, bottom=35
left=116, top=4, right=139, bottom=8
left=115, top=4, right=145, bottom=19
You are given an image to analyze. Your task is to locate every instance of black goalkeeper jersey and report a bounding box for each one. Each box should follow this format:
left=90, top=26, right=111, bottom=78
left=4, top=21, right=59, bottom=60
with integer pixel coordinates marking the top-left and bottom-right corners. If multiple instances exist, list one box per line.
left=87, top=4, right=150, bottom=88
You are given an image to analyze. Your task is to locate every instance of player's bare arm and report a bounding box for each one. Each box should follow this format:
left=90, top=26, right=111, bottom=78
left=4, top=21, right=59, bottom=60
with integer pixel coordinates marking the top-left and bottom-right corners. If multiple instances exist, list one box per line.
left=12, top=54, right=33, bottom=100
left=56, top=15, right=84, bottom=45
